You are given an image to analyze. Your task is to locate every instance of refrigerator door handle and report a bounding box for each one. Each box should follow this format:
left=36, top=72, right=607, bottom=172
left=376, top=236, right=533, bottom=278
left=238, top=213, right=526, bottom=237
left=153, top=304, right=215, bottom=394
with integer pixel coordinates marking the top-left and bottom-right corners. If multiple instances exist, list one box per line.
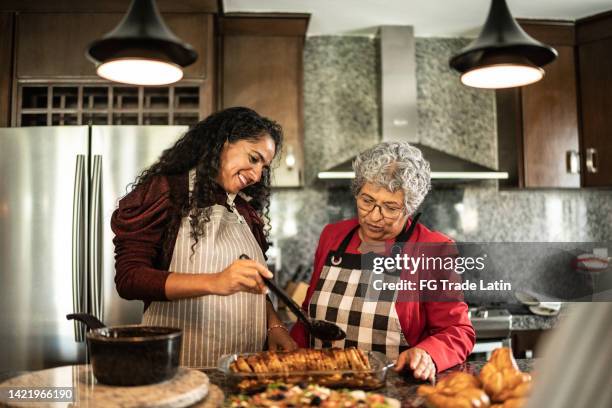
left=71, top=155, right=86, bottom=342
left=89, top=155, right=103, bottom=322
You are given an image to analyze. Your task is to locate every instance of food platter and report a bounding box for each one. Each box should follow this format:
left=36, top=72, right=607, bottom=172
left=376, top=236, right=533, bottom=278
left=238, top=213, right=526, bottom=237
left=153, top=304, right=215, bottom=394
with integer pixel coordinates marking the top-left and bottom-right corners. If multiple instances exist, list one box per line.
left=218, top=347, right=394, bottom=393
left=228, top=383, right=400, bottom=408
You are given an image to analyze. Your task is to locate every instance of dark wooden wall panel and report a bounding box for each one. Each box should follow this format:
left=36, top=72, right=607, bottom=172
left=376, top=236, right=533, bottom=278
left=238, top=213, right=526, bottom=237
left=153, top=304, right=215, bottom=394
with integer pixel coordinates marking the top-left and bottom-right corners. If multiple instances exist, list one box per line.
left=16, top=13, right=212, bottom=80
left=576, top=10, right=612, bottom=44
left=0, top=0, right=218, bottom=13
left=16, top=13, right=122, bottom=78
left=518, top=19, right=575, bottom=45
left=0, top=12, right=14, bottom=126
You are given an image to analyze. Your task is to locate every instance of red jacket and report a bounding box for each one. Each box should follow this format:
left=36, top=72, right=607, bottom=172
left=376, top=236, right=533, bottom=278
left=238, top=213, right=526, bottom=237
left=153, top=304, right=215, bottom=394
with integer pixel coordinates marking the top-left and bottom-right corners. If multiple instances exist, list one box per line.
left=290, top=218, right=475, bottom=372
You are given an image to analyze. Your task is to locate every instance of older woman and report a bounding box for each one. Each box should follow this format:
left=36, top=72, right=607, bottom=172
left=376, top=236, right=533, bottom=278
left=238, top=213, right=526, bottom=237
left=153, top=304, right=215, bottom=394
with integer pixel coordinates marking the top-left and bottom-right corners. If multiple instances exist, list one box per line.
left=291, top=142, right=474, bottom=381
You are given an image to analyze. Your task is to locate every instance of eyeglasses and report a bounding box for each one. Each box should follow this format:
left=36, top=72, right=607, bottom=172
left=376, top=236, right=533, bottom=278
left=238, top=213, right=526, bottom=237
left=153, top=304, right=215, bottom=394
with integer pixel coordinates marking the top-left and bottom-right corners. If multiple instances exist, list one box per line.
left=356, top=195, right=405, bottom=219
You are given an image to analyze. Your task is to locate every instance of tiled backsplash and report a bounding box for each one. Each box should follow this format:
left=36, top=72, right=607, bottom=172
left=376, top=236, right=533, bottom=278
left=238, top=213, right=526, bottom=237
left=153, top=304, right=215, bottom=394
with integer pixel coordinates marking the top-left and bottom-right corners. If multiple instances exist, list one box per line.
left=269, top=36, right=612, bottom=287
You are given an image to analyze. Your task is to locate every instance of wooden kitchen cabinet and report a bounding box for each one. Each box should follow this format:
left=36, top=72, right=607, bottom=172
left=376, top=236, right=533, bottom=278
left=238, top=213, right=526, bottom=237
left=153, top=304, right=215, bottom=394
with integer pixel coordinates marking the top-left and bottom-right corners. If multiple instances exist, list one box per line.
left=219, top=15, right=309, bottom=187
left=576, top=11, right=612, bottom=187
left=15, top=13, right=213, bottom=80
left=9, top=12, right=215, bottom=125
left=498, top=14, right=612, bottom=188
left=497, top=21, right=581, bottom=188
left=0, top=12, right=14, bottom=126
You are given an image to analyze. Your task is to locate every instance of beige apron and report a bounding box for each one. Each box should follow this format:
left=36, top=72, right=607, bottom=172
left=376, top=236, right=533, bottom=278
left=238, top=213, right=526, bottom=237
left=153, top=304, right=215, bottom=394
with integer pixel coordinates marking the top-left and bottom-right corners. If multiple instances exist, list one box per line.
left=142, top=171, right=267, bottom=368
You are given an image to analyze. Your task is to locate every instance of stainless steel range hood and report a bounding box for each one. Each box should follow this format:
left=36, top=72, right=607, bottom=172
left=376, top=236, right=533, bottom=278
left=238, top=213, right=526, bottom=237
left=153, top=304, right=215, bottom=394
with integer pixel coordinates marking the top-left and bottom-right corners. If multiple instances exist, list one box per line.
left=317, top=26, right=508, bottom=181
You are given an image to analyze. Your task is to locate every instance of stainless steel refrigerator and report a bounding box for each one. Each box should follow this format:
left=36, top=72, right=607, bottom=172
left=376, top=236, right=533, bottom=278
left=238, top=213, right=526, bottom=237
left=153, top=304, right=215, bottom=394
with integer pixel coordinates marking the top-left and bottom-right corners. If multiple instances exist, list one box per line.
left=0, top=125, right=187, bottom=371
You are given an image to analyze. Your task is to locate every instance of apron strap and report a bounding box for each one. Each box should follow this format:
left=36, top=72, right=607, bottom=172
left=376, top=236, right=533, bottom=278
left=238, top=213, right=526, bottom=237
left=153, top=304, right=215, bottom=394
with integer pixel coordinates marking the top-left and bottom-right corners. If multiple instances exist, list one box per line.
left=330, top=212, right=422, bottom=266
left=390, top=212, right=421, bottom=257
left=335, top=225, right=361, bottom=255
left=330, top=225, right=360, bottom=266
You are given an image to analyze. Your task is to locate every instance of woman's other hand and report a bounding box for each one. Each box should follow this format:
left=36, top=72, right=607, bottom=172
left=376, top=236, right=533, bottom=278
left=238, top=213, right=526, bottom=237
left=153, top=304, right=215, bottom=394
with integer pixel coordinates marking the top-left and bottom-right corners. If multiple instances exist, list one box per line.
left=211, top=259, right=273, bottom=295
left=267, top=326, right=298, bottom=351
left=395, top=347, right=436, bottom=382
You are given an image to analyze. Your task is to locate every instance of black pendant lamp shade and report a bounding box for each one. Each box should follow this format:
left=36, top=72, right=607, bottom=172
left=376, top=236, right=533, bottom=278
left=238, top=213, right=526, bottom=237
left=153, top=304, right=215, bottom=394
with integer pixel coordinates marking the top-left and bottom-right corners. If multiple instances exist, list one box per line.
left=87, top=0, right=198, bottom=85
left=449, top=0, right=558, bottom=88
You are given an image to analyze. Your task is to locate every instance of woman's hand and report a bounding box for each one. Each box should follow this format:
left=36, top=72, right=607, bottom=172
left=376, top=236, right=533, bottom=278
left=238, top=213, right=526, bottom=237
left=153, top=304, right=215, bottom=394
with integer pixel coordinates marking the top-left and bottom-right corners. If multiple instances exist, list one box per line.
left=267, top=326, right=298, bottom=351
left=395, top=347, right=436, bottom=382
left=209, top=259, right=273, bottom=296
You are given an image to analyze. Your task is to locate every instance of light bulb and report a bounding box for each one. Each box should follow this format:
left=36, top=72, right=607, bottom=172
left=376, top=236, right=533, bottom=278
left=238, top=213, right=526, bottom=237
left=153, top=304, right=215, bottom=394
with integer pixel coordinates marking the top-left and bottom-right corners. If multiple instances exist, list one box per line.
left=96, top=59, right=183, bottom=85
left=461, top=64, right=544, bottom=89
left=285, top=146, right=296, bottom=169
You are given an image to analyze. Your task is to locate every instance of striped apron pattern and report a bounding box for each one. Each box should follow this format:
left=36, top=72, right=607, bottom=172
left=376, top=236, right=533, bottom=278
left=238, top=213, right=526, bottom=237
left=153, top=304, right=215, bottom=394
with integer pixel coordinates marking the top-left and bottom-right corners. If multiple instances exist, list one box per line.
left=308, top=215, right=421, bottom=360
left=142, top=171, right=267, bottom=368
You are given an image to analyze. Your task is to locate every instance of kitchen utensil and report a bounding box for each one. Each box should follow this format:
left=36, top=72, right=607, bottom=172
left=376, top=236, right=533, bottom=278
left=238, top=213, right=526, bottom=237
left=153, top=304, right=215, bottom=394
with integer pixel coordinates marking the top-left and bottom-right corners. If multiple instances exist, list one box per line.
left=514, top=290, right=540, bottom=306
left=239, top=254, right=346, bottom=341
left=529, top=303, right=561, bottom=316
left=66, top=313, right=181, bottom=386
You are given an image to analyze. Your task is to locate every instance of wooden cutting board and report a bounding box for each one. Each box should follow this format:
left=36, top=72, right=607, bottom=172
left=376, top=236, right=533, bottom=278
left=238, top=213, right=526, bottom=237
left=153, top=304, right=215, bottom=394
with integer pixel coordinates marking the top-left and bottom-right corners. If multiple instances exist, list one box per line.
left=0, top=365, right=209, bottom=408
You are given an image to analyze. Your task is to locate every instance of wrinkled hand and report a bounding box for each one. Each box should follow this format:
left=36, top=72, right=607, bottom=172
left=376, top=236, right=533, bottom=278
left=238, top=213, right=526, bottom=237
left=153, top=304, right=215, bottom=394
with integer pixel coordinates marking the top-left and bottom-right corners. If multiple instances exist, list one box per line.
left=395, top=347, right=436, bottom=382
left=210, top=259, right=272, bottom=296
left=267, top=327, right=298, bottom=351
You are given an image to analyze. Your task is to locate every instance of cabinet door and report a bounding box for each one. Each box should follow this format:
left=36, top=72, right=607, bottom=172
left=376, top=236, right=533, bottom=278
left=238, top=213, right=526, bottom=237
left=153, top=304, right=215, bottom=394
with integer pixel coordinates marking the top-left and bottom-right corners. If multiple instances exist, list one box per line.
left=16, top=13, right=122, bottom=78
left=579, top=37, right=612, bottom=186
left=16, top=13, right=212, bottom=80
left=521, top=45, right=580, bottom=187
left=0, top=13, right=14, bottom=126
left=222, top=32, right=304, bottom=187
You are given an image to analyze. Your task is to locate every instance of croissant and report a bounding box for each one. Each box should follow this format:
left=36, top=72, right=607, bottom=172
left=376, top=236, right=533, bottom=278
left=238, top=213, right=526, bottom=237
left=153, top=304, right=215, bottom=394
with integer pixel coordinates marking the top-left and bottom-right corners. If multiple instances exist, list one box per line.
left=479, top=348, right=532, bottom=403
left=418, top=372, right=491, bottom=408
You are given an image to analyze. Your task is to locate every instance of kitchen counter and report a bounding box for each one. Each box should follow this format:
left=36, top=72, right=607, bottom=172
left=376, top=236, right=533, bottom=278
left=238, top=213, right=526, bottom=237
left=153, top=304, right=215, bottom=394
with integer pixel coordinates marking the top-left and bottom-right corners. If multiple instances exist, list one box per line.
left=203, top=358, right=536, bottom=405
left=511, top=313, right=561, bottom=331
left=1, top=359, right=536, bottom=406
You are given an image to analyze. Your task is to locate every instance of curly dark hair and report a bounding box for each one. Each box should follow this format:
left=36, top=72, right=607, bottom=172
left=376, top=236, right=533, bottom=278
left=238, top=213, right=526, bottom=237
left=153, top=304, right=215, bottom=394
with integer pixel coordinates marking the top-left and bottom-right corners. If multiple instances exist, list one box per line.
left=129, top=106, right=283, bottom=254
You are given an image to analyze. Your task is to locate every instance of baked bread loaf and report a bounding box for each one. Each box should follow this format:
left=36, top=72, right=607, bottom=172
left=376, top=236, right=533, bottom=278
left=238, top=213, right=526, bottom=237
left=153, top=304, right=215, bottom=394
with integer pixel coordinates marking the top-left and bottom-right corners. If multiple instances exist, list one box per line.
left=479, top=348, right=532, bottom=403
left=230, top=347, right=371, bottom=373
left=417, top=372, right=491, bottom=408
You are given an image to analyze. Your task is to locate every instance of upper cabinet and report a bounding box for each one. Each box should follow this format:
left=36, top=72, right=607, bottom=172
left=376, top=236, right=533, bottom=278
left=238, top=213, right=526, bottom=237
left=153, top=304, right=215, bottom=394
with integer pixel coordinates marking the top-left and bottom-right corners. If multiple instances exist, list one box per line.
left=9, top=12, right=215, bottom=125
left=498, top=15, right=612, bottom=188
left=15, top=13, right=214, bottom=80
left=0, top=12, right=14, bottom=126
left=219, top=15, right=309, bottom=188
left=497, top=21, right=581, bottom=188
left=576, top=11, right=612, bottom=187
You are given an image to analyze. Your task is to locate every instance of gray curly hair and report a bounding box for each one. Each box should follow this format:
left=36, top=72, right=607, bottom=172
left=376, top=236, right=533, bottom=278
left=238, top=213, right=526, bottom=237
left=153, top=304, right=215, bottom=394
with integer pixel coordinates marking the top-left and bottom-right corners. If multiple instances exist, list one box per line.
left=351, top=142, right=431, bottom=216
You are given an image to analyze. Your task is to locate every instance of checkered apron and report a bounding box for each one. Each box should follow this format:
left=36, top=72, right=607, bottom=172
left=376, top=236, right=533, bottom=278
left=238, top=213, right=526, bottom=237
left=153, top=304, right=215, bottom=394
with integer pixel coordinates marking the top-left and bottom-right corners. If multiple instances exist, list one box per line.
left=308, top=215, right=421, bottom=360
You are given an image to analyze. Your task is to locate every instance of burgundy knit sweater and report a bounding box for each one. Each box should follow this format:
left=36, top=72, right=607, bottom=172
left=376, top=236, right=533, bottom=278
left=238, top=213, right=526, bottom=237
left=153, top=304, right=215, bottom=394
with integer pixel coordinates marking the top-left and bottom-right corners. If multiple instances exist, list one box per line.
left=110, top=173, right=268, bottom=311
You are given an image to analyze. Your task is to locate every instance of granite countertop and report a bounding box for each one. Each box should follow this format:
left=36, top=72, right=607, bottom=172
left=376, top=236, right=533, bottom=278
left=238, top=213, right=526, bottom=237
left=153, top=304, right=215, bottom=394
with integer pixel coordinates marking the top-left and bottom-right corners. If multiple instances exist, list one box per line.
left=203, top=358, right=536, bottom=405
left=511, top=313, right=561, bottom=331
left=1, top=359, right=536, bottom=406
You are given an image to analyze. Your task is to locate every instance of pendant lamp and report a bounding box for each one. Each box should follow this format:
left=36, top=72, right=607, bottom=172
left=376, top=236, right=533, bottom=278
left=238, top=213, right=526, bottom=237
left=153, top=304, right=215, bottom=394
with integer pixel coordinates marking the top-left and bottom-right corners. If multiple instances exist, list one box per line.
left=87, top=0, right=198, bottom=86
left=449, top=0, right=557, bottom=89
